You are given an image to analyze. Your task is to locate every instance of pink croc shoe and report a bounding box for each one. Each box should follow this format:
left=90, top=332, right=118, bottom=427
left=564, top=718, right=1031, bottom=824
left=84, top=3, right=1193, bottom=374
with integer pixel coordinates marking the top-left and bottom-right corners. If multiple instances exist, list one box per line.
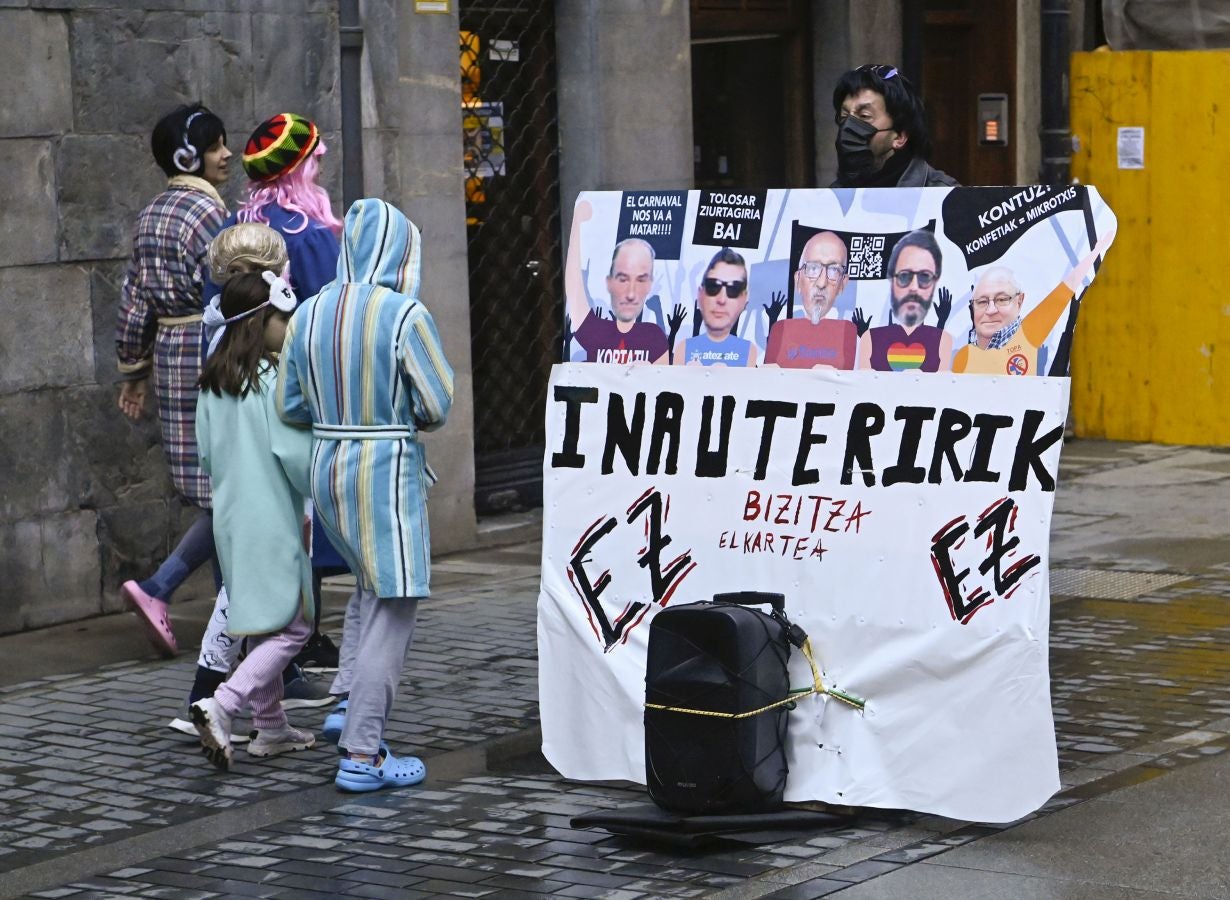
left=121, top=580, right=178, bottom=657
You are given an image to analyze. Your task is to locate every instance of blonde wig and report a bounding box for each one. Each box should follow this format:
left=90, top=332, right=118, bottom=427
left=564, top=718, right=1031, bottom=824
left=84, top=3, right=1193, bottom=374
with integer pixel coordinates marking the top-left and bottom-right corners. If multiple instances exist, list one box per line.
left=207, top=222, right=289, bottom=284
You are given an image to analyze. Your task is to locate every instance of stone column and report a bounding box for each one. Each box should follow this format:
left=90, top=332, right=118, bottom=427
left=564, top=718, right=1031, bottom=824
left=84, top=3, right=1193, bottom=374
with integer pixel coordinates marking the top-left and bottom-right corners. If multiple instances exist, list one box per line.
left=556, top=0, right=695, bottom=239
left=811, top=0, right=904, bottom=186
left=388, top=2, right=479, bottom=553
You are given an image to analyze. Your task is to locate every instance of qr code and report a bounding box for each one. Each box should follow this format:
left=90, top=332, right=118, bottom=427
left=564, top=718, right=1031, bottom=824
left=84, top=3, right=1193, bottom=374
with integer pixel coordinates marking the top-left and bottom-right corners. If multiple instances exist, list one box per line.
left=848, top=235, right=885, bottom=279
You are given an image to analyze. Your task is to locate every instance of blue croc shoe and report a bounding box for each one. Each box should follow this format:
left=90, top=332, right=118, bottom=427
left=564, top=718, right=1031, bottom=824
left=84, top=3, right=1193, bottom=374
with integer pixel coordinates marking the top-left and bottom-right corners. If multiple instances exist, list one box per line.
left=322, top=699, right=347, bottom=743
left=335, top=749, right=426, bottom=793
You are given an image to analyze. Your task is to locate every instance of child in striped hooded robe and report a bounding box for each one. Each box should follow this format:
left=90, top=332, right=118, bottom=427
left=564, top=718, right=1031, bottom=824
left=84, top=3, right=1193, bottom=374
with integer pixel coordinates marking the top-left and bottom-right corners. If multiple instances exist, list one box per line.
left=277, top=198, right=454, bottom=792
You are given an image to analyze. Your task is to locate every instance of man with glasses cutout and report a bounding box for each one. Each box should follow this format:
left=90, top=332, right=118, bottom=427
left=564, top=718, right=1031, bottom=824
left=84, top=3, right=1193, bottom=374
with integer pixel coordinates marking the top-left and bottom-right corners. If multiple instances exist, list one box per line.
left=952, top=227, right=1115, bottom=375
left=764, top=231, right=857, bottom=370
left=858, top=228, right=953, bottom=372
left=832, top=64, right=958, bottom=189
left=674, top=247, right=757, bottom=367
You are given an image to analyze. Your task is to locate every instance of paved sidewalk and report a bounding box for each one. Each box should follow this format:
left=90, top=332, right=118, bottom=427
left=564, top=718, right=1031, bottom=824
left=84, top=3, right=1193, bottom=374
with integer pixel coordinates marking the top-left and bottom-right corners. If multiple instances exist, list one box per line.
left=2, top=440, right=1230, bottom=898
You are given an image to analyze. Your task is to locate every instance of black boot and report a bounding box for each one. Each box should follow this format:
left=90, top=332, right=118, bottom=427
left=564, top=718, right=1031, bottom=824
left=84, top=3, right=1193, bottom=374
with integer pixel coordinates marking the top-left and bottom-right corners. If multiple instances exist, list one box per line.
left=188, top=665, right=227, bottom=706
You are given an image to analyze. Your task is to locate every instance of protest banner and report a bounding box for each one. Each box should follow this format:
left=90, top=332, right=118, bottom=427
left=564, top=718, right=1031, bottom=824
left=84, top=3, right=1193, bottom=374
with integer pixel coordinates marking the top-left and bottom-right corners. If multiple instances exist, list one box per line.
left=543, top=186, right=1116, bottom=822
left=563, top=186, right=1115, bottom=377
left=541, top=364, right=1068, bottom=822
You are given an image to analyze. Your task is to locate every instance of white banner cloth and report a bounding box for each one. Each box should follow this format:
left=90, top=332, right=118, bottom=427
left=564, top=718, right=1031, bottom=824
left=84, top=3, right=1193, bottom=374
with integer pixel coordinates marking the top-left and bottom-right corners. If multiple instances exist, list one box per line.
left=538, top=363, right=1068, bottom=823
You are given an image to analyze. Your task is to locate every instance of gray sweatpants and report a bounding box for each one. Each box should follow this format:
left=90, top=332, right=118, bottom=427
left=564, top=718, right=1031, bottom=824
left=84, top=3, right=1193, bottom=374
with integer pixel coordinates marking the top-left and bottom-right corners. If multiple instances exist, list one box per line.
left=328, top=588, right=363, bottom=697
left=335, top=588, right=419, bottom=757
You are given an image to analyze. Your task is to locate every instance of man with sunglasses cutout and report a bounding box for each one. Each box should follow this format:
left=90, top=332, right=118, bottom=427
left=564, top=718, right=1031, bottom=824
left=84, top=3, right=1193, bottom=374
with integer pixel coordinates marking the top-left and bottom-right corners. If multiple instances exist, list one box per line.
left=673, top=248, right=758, bottom=367
left=763, top=231, right=857, bottom=370
left=832, top=65, right=958, bottom=189
left=858, top=228, right=953, bottom=372
left=952, top=226, right=1115, bottom=375
left=565, top=200, right=669, bottom=365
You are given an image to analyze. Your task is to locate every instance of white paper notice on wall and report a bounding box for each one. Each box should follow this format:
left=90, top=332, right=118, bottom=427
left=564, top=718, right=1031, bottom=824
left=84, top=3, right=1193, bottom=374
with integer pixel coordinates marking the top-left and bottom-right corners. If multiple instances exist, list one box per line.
left=1117, top=127, right=1145, bottom=169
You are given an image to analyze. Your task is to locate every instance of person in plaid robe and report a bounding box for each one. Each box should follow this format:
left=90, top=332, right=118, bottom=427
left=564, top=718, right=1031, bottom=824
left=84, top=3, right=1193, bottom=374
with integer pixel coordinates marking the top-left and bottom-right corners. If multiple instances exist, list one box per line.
left=116, top=103, right=232, bottom=658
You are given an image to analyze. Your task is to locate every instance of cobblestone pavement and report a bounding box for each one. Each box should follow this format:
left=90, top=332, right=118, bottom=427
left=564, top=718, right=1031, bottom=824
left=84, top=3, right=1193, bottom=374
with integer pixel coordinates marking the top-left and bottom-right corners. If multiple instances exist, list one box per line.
left=4, top=440, right=1230, bottom=899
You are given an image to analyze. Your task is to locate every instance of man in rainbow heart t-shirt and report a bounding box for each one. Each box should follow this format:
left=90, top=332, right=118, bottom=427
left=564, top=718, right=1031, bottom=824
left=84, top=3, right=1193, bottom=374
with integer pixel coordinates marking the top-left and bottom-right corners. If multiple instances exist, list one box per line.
left=857, top=228, right=952, bottom=372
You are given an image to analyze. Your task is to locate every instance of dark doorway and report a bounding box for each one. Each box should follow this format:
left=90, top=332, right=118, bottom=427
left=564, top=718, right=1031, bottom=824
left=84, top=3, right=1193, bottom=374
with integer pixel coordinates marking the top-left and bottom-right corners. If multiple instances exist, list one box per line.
left=460, top=1, right=563, bottom=515
left=691, top=0, right=813, bottom=189
left=692, top=38, right=788, bottom=189
left=918, top=0, right=1017, bottom=185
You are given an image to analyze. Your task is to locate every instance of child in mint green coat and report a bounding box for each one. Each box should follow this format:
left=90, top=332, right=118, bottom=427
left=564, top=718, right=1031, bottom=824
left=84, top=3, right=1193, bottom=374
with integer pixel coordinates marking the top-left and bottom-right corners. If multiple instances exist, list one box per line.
left=190, top=271, right=315, bottom=771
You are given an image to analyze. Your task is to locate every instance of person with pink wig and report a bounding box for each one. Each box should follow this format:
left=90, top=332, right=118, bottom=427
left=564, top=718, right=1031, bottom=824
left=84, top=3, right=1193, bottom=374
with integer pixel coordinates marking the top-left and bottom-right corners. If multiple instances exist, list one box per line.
left=234, top=113, right=343, bottom=303
left=208, top=113, right=348, bottom=680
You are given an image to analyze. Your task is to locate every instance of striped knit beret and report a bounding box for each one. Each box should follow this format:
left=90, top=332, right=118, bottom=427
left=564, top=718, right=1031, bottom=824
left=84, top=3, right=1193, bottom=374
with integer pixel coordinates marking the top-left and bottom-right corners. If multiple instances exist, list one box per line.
left=242, top=113, right=320, bottom=182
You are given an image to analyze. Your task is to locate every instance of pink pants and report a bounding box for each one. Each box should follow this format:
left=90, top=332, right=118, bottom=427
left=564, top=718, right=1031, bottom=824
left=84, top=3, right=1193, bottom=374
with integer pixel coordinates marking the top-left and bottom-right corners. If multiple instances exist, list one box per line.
left=213, top=611, right=312, bottom=729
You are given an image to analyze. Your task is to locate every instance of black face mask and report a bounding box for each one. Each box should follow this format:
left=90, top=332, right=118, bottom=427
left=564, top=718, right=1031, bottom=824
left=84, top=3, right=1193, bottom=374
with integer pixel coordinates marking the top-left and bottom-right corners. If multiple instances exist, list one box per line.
left=835, top=117, right=890, bottom=182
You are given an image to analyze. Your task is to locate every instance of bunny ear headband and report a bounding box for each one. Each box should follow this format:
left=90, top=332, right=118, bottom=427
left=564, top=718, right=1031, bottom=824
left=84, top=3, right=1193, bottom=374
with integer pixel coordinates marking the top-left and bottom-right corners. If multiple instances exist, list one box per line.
left=204, top=271, right=297, bottom=357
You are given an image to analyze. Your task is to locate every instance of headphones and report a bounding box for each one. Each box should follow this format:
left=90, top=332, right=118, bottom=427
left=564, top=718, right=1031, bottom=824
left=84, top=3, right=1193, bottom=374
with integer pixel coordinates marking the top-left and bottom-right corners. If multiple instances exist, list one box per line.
left=173, top=110, right=205, bottom=173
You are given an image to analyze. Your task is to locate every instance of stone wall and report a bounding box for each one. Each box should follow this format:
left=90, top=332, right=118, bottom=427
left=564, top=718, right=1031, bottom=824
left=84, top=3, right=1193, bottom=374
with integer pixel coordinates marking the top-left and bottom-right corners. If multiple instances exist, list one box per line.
left=1, top=0, right=777, bottom=634
left=0, top=0, right=346, bottom=633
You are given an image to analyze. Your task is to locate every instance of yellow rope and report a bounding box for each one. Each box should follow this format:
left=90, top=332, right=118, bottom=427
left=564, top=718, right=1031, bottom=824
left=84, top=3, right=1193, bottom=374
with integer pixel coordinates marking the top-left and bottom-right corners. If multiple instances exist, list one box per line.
left=644, top=639, right=866, bottom=719
left=645, top=693, right=800, bottom=720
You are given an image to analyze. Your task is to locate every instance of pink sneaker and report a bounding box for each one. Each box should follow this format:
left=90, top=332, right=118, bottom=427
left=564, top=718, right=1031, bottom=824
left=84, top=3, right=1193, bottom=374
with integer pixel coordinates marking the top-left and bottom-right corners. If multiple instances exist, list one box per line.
left=121, top=580, right=178, bottom=657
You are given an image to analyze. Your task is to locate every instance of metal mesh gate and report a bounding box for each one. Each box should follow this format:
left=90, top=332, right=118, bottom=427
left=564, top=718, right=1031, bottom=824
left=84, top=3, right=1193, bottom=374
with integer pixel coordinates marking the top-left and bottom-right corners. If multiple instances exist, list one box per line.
left=461, top=1, right=563, bottom=514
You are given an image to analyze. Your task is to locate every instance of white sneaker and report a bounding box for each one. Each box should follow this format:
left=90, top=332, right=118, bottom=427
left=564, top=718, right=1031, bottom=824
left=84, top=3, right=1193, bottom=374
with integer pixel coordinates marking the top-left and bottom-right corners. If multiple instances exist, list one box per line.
left=248, top=724, right=316, bottom=757
left=190, top=697, right=234, bottom=771
left=168, top=717, right=250, bottom=744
